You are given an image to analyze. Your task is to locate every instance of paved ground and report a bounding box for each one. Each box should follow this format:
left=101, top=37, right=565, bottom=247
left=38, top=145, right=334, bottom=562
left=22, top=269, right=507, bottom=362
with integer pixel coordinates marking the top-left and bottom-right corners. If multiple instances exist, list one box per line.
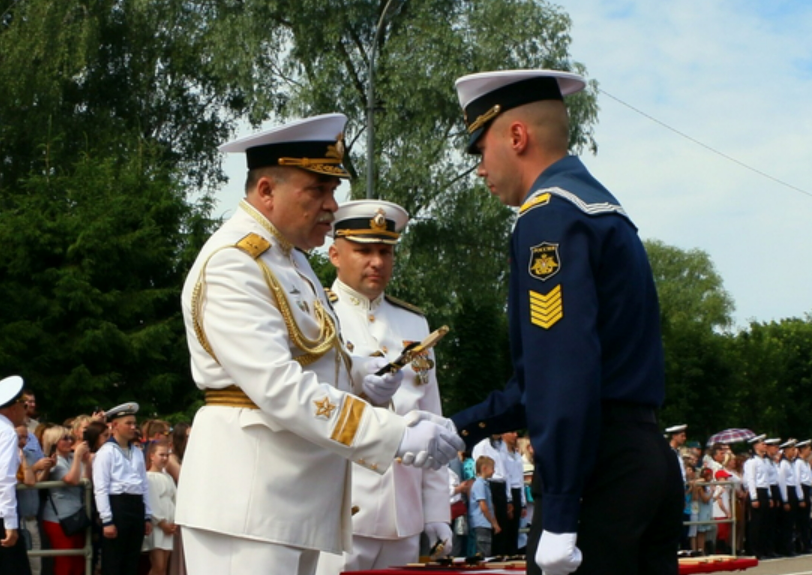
left=742, top=554, right=812, bottom=575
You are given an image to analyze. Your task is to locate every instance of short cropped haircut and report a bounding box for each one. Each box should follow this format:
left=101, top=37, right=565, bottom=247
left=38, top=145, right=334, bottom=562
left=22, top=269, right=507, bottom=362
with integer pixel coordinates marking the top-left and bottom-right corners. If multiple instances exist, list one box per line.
left=476, top=455, right=495, bottom=475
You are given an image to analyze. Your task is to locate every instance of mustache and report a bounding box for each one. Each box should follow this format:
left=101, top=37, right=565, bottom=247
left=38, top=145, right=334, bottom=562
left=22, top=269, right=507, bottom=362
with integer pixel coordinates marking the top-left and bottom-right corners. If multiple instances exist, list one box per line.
left=317, top=213, right=335, bottom=224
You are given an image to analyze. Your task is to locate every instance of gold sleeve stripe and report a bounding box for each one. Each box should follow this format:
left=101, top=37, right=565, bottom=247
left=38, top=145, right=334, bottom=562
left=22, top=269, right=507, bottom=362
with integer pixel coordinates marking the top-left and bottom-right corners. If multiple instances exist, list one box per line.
left=519, top=192, right=551, bottom=215
left=529, top=285, right=563, bottom=329
left=330, top=395, right=366, bottom=446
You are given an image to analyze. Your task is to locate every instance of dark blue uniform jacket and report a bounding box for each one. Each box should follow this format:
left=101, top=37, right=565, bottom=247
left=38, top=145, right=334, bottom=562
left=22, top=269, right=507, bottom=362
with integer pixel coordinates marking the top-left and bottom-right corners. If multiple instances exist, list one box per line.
left=451, top=155, right=665, bottom=533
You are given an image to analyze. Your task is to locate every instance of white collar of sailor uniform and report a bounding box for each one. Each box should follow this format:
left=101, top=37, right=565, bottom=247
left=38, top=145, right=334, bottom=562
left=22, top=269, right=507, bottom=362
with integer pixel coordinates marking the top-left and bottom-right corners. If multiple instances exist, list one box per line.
left=333, top=278, right=384, bottom=311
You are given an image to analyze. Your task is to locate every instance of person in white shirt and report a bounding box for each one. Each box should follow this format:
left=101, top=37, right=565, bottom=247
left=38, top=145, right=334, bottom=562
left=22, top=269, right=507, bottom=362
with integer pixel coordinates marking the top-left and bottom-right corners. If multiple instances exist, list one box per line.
left=743, top=434, right=772, bottom=559
left=502, top=431, right=526, bottom=555
left=794, top=440, right=812, bottom=553
left=93, top=402, right=152, bottom=575
left=777, top=439, right=805, bottom=556
left=0, top=375, right=31, bottom=575
left=316, top=200, right=452, bottom=573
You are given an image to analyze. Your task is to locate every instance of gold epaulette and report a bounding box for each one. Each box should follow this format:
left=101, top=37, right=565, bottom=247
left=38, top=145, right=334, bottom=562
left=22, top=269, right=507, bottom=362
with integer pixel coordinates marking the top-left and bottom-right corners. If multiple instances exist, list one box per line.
left=324, top=287, right=338, bottom=303
left=384, top=294, right=424, bottom=316
left=235, top=233, right=271, bottom=259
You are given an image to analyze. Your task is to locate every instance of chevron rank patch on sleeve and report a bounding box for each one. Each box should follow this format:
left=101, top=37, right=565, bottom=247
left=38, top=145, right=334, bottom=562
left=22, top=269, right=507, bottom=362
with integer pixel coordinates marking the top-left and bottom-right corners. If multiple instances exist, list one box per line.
left=529, top=285, right=563, bottom=329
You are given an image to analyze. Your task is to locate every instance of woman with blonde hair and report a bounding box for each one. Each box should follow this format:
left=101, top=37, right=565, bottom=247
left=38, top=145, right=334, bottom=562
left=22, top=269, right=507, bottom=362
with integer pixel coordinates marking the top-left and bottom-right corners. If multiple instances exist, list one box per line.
left=41, top=425, right=92, bottom=575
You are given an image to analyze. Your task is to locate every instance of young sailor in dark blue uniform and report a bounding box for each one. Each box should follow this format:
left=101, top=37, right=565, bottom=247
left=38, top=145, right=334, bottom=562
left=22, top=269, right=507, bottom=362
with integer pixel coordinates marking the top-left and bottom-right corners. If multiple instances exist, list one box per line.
left=448, top=70, right=683, bottom=575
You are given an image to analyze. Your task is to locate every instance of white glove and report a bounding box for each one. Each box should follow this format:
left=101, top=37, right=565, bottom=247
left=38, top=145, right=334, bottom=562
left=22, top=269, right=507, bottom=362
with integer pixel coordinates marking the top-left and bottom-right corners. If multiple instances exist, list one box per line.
left=536, top=531, right=582, bottom=575
left=424, top=521, right=453, bottom=558
left=403, top=410, right=460, bottom=435
left=361, top=357, right=403, bottom=405
left=396, top=419, right=465, bottom=470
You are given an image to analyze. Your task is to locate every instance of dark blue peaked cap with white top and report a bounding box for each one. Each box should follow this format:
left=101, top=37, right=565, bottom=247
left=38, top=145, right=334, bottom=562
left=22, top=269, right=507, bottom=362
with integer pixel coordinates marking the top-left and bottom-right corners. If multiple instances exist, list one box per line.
left=455, top=69, right=586, bottom=154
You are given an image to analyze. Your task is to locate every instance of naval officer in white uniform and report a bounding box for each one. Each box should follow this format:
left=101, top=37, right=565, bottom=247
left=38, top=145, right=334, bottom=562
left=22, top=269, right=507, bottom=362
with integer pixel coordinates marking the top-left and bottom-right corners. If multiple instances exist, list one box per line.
left=176, top=114, right=464, bottom=575
left=316, top=200, right=452, bottom=573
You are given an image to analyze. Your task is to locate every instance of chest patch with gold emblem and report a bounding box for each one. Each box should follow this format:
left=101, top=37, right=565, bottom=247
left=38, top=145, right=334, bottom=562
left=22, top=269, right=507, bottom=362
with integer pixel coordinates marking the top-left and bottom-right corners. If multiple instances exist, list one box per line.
left=528, top=242, right=561, bottom=282
left=402, top=340, right=435, bottom=384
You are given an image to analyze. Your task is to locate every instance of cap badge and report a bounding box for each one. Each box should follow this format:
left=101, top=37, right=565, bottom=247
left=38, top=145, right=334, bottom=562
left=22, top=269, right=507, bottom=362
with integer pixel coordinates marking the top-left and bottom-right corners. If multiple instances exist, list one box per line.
left=467, top=104, right=501, bottom=134
left=370, top=209, right=387, bottom=232
left=326, top=132, right=345, bottom=160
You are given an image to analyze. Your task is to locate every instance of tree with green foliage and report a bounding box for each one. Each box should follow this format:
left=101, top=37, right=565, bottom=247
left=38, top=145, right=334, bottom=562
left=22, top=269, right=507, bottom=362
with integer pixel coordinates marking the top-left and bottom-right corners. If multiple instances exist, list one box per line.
left=0, top=0, right=255, bottom=420
left=1, top=0, right=599, bottom=420
left=253, top=0, right=600, bottom=408
left=730, top=316, right=812, bottom=439
left=644, top=240, right=737, bottom=438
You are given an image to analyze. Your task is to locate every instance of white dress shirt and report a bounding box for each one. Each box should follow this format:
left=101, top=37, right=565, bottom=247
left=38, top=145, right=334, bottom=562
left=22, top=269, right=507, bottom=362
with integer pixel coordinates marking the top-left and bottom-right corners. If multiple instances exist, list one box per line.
left=0, top=413, right=20, bottom=529
left=93, top=439, right=151, bottom=524
left=743, top=455, right=771, bottom=500
left=777, top=457, right=804, bottom=503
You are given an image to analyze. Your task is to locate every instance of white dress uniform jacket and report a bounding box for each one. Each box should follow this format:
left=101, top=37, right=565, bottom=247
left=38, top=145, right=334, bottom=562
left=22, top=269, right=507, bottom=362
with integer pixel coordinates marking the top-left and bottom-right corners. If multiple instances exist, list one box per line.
left=329, top=279, right=450, bottom=538
left=176, top=202, right=407, bottom=554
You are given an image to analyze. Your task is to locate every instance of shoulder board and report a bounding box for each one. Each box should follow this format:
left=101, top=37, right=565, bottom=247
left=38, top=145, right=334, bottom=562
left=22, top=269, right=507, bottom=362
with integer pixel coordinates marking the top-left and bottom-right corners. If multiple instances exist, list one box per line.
left=519, top=192, right=551, bottom=215
left=518, top=186, right=628, bottom=219
left=324, top=287, right=338, bottom=303
left=235, top=233, right=271, bottom=259
left=384, top=294, right=424, bottom=316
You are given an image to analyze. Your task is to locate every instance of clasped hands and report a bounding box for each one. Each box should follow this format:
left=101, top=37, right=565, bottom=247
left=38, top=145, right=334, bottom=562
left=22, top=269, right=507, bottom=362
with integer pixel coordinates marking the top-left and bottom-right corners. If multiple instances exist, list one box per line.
left=361, top=358, right=464, bottom=471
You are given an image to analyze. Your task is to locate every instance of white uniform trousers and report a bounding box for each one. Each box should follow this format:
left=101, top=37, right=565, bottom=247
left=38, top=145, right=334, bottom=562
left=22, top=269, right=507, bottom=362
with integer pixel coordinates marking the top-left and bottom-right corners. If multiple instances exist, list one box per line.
left=183, top=527, right=320, bottom=575
left=316, top=534, right=420, bottom=575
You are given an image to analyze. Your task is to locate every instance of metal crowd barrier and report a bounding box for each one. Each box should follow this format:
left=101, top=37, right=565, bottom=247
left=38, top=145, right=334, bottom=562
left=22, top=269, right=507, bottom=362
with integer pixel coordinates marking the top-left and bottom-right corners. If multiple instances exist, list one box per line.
left=683, top=479, right=741, bottom=556
left=16, top=478, right=93, bottom=575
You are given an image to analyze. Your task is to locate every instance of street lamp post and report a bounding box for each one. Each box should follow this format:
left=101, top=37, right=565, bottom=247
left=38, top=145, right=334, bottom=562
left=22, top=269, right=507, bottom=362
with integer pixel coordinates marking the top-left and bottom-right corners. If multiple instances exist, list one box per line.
left=366, top=0, right=398, bottom=199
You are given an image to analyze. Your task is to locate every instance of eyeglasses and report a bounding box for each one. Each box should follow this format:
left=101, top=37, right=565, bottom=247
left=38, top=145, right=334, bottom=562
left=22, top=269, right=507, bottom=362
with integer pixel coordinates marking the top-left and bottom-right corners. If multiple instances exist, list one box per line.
left=60, top=436, right=74, bottom=442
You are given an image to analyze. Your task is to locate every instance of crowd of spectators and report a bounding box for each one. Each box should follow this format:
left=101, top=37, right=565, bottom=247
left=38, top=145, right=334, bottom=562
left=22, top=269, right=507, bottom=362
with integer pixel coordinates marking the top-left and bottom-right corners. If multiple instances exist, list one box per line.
left=18, top=387, right=812, bottom=572
left=669, top=427, right=812, bottom=560
left=13, top=389, right=190, bottom=575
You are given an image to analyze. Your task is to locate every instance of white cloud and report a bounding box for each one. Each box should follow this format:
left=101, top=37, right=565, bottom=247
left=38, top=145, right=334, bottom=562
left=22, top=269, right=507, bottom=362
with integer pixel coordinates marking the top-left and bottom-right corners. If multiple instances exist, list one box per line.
left=214, top=2, right=812, bottom=325
left=564, top=0, right=812, bottom=325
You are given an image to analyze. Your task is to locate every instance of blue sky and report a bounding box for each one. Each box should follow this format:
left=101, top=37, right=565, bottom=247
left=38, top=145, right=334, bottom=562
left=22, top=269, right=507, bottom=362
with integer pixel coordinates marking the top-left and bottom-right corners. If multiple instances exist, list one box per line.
left=216, top=1, right=812, bottom=328
left=561, top=0, right=812, bottom=326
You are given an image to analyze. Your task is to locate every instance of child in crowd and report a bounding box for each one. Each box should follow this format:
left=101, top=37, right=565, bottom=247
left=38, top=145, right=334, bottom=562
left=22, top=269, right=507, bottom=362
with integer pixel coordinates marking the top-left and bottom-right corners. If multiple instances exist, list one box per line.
left=470, top=456, right=500, bottom=557
left=142, top=439, right=177, bottom=575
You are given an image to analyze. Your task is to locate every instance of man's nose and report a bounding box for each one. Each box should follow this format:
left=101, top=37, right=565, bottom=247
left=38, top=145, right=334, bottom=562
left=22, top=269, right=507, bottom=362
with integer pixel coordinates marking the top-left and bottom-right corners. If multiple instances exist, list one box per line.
left=324, top=191, right=339, bottom=212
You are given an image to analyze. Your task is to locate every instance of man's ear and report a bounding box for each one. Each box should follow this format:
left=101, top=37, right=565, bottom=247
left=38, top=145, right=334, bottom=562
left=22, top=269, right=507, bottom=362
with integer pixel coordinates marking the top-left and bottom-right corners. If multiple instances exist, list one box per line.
left=255, top=175, right=274, bottom=209
left=508, top=121, right=530, bottom=154
left=328, top=242, right=340, bottom=268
